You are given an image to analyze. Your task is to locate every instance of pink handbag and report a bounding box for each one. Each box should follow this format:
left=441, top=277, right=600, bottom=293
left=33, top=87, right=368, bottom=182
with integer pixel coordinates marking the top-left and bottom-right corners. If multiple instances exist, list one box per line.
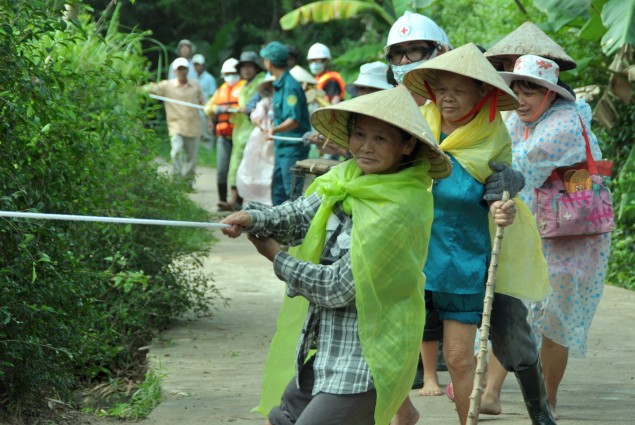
left=534, top=117, right=616, bottom=239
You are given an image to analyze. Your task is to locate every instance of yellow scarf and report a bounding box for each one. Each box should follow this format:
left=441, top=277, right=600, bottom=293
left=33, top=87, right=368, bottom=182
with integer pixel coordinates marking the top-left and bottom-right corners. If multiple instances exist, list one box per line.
left=254, top=159, right=433, bottom=425
left=423, top=102, right=550, bottom=301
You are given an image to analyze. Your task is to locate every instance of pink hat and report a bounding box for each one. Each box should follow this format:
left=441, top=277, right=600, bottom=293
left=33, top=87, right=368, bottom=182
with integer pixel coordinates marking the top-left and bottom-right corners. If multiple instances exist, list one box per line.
left=500, top=55, right=574, bottom=101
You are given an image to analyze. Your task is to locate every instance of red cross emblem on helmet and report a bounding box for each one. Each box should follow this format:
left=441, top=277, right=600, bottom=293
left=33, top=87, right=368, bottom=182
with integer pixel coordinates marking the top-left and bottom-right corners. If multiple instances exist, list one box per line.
left=399, top=25, right=411, bottom=37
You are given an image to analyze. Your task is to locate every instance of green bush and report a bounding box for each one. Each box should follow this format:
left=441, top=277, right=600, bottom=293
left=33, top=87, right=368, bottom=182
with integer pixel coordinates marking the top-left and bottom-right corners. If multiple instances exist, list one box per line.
left=598, top=102, right=635, bottom=290
left=0, top=1, right=219, bottom=414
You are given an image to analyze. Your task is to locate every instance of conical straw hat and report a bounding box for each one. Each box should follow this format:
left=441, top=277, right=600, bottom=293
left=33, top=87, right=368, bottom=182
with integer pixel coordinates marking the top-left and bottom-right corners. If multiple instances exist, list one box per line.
left=257, top=73, right=276, bottom=93
left=485, top=22, right=577, bottom=70
left=290, top=65, right=317, bottom=85
left=310, top=86, right=451, bottom=177
left=403, top=43, right=520, bottom=111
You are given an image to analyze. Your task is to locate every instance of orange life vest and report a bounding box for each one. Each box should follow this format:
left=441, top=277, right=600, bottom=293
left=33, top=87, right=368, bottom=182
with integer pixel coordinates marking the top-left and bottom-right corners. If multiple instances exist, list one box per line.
left=214, top=80, right=245, bottom=137
left=316, top=71, right=345, bottom=103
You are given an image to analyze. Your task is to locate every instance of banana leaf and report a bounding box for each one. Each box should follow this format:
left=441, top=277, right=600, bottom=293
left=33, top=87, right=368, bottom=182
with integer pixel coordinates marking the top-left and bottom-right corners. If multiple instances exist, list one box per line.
left=279, top=0, right=394, bottom=30
left=578, top=0, right=608, bottom=40
left=532, top=0, right=590, bottom=31
left=601, top=0, right=635, bottom=56
left=331, top=42, right=387, bottom=82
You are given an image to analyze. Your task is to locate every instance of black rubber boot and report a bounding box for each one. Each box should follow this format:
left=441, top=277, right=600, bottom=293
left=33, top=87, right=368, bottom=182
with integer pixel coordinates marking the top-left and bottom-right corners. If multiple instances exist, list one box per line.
left=217, top=183, right=228, bottom=203
left=514, top=361, right=557, bottom=425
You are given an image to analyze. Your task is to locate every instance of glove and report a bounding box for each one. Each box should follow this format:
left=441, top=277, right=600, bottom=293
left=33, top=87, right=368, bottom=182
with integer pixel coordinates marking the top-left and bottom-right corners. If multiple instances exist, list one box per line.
left=423, top=150, right=452, bottom=180
left=483, top=161, right=526, bottom=201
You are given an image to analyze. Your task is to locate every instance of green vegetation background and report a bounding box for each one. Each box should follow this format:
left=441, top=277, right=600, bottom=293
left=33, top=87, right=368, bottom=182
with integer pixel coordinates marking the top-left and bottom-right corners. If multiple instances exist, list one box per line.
left=1, top=0, right=633, bottom=420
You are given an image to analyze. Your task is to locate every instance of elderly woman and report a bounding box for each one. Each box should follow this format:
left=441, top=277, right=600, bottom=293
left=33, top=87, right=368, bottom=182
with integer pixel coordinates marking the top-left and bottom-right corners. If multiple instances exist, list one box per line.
left=501, top=55, right=611, bottom=419
left=400, top=43, right=550, bottom=425
left=221, top=87, right=455, bottom=425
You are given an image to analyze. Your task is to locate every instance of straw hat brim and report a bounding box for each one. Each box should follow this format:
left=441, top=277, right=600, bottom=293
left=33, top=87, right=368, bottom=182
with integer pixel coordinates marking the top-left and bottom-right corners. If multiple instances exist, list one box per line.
left=257, top=75, right=276, bottom=92
left=500, top=72, right=575, bottom=102
left=484, top=22, right=577, bottom=71
left=403, top=43, right=520, bottom=111
left=310, top=86, right=451, bottom=177
left=290, top=65, right=317, bottom=85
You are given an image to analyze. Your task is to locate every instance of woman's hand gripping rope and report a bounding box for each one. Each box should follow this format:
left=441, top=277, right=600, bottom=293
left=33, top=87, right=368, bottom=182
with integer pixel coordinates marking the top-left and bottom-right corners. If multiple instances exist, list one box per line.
left=220, top=211, right=252, bottom=238
left=220, top=211, right=281, bottom=262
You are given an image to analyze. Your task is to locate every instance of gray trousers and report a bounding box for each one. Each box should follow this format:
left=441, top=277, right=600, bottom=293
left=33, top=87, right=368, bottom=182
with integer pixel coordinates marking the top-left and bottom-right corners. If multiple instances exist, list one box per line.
left=490, top=293, right=539, bottom=371
left=216, top=136, right=232, bottom=185
left=268, top=359, right=376, bottom=425
left=170, top=134, right=199, bottom=181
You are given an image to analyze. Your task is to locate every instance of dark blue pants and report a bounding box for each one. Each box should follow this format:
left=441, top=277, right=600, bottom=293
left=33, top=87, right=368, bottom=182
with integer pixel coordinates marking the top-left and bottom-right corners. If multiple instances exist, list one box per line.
left=272, top=147, right=309, bottom=206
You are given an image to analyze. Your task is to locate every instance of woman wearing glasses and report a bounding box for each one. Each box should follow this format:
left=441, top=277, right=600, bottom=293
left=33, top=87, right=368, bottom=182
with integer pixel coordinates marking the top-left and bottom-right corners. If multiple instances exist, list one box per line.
left=383, top=11, right=451, bottom=96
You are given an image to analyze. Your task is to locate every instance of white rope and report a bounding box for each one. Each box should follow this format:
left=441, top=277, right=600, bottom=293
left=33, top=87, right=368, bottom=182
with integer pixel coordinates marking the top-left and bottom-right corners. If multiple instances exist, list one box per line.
left=149, top=94, right=205, bottom=110
left=0, top=211, right=230, bottom=229
left=270, top=135, right=303, bottom=142
left=149, top=94, right=239, bottom=113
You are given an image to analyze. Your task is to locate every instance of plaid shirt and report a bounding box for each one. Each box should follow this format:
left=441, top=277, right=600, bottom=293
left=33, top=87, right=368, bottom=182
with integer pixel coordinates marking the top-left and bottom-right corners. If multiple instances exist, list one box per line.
left=246, top=195, right=373, bottom=395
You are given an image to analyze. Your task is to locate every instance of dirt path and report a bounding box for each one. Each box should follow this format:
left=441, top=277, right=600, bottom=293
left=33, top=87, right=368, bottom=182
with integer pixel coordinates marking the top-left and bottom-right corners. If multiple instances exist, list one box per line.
left=142, top=166, right=635, bottom=425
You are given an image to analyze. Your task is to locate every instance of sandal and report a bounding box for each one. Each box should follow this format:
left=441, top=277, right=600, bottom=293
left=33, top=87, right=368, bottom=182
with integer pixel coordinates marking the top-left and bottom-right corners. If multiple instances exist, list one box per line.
left=446, top=382, right=455, bottom=402
left=217, top=201, right=237, bottom=212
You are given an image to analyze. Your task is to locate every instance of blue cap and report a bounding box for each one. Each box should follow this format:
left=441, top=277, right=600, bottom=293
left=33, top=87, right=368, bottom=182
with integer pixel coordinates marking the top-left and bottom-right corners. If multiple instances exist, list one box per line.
left=260, top=41, right=288, bottom=67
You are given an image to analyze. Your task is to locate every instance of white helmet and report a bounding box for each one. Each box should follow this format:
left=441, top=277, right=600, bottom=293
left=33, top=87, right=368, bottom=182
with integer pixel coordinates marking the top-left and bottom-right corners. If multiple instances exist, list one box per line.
left=220, top=57, right=239, bottom=74
left=307, top=43, right=331, bottom=60
left=384, top=11, right=448, bottom=53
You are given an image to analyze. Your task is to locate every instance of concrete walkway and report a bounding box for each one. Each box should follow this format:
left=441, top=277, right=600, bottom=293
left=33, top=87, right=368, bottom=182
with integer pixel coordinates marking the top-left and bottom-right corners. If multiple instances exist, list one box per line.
left=143, top=166, right=635, bottom=425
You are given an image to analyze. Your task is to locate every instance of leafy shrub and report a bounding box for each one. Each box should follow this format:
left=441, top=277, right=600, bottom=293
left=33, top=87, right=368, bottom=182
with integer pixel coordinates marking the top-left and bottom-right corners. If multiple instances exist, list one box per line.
left=0, top=1, right=219, bottom=414
left=598, top=102, right=635, bottom=290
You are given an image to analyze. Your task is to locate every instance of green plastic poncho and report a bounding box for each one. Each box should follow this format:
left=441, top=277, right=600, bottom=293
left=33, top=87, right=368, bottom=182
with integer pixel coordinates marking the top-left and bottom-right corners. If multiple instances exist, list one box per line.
left=254, top=159, right=434, bottom=425
left=422, top=102, right=550, bottom=301
left=228, top=72, right=266, bottom=186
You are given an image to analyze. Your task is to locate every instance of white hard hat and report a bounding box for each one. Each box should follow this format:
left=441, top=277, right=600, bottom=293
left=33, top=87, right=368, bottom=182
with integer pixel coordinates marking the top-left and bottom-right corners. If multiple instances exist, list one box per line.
left=384, top=11, right=448, bottom=53
left=220, top=57, right=239, bottom=74
left=192, top=54, right=205, bottom=65
left=307, top=43, right=331, bottom=60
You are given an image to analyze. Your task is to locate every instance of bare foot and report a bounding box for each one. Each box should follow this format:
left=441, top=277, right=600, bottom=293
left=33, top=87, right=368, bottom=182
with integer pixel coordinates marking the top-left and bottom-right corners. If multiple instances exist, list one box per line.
left=549, top=401, right=559, bottom=420
left=418, top=381, right=443, bottom=396
left=479, top=391, right=502, bottom=415
left=391, top=397, right=420, bottom=425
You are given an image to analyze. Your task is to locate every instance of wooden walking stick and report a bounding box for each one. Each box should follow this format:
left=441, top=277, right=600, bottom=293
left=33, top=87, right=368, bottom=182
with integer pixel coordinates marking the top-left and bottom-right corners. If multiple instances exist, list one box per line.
left=467, top=191, right=510, bottom=425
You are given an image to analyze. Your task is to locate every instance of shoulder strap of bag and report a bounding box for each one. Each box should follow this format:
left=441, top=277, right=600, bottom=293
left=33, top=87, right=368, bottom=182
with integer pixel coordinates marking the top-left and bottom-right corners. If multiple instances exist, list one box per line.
left=579, top=115, right=598, bottom=175
left=550, top=115, right=597, bottom=181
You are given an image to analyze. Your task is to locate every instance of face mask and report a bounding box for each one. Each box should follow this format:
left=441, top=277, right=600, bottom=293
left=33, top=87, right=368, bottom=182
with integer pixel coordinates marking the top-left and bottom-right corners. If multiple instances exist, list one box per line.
left=390, top=61, right=423, bottom=85
left=309, top=62, right=325, bottom=76
left=389, top=49, right=438, bottom=85
left=224, top=74, right=240, bottom=85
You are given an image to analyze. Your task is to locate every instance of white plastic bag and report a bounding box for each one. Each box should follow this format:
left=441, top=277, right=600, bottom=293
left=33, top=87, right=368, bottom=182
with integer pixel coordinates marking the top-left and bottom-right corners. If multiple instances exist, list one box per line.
left=236, top=98, right=274, bottom=205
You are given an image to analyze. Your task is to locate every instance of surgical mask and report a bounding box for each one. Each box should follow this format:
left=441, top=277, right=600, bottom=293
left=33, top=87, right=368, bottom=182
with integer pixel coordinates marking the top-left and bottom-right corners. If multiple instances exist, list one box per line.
left=309, top=62, right=325, bottom=75
left=390, top=61, right=423, bottom=85
left=389, top=50, right=438, bottom=85
left=224, top=74, right=240, bottom=85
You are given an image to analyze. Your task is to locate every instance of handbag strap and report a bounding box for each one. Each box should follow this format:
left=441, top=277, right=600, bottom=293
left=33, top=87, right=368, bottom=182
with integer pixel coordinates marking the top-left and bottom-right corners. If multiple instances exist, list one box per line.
left=550, top=115, right=597, bottom=180
left=579, top=116, right=598, bottom=175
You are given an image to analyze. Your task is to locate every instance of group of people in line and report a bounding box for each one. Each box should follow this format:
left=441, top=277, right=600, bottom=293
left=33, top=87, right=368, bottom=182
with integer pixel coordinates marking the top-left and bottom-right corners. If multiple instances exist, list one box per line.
left=151, top=12, right=611, bottom=425
left=149, top=37, right=352, bottom=205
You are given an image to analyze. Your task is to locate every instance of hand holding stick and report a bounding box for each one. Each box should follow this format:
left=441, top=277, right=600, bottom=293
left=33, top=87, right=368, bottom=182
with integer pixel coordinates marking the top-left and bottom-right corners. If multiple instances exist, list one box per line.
left=467, top=191, right=510, bottom=424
